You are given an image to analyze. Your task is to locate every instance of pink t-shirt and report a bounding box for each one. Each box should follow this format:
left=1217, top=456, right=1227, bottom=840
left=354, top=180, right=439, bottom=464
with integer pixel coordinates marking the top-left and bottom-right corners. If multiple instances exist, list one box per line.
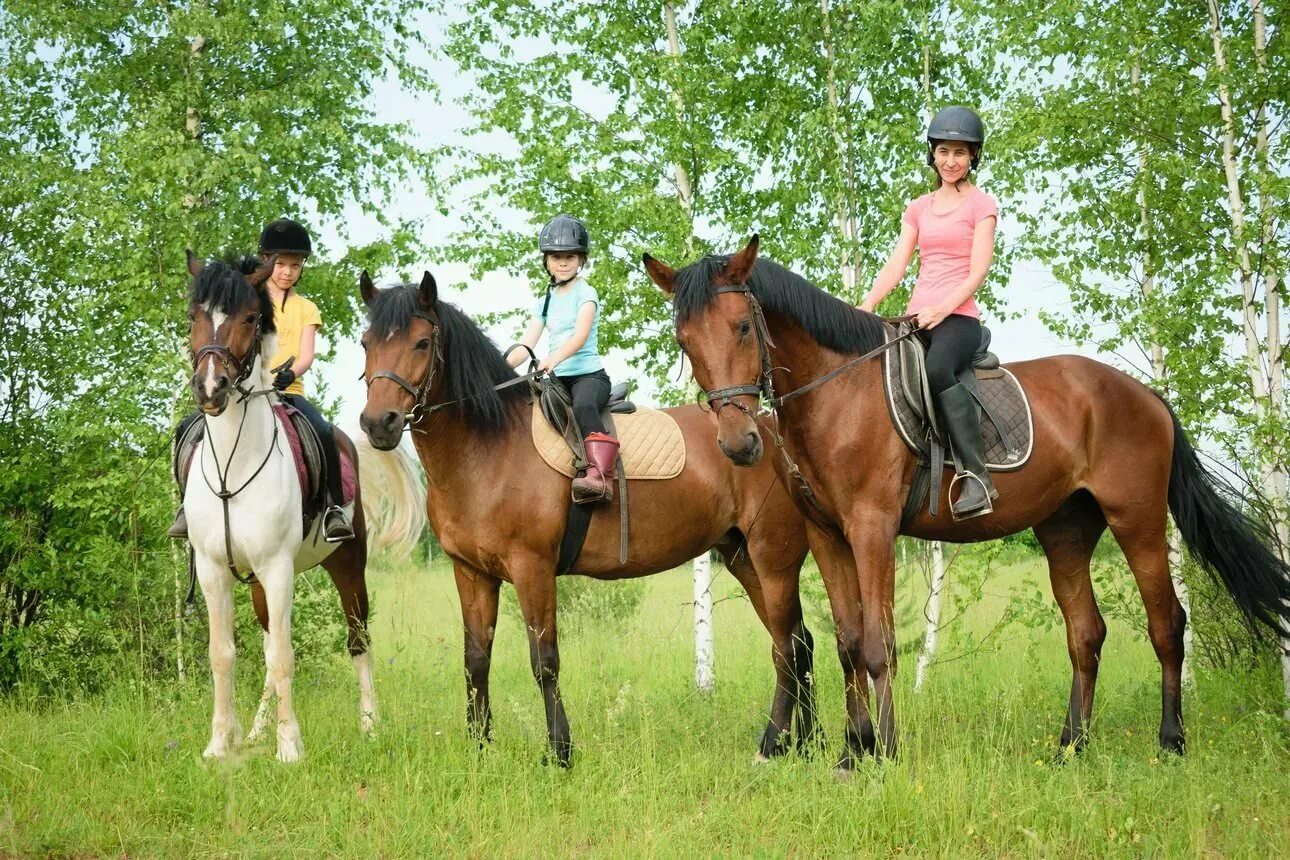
left=902, top=187, right=998, bottom=319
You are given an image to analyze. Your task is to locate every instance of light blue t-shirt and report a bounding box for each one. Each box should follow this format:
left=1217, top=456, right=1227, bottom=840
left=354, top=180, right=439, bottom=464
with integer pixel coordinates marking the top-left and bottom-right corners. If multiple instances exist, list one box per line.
left=533, top=278, right=603, bottom=376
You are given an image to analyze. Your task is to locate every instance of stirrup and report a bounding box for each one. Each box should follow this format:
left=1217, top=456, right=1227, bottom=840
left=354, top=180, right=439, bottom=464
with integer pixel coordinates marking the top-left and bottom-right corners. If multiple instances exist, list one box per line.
left=322, top=505, right=355, bottom=543
left=948, top=471, right=993, bottom=521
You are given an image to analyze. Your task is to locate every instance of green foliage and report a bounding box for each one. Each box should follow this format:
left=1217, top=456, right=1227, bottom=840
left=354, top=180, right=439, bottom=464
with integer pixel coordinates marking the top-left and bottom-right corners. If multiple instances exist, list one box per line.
left=0, top=0, right=437, bottom=695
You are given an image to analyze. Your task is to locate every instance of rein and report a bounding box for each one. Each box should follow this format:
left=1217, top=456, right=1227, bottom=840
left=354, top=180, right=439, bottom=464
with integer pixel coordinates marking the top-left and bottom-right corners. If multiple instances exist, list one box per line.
left=702, top=284, right=920, bottom=412
left=363, top=314, right=543, bottom=432
left=190, top=327, right=279, bottom=583
left=698, top=284, right=921, bottom=520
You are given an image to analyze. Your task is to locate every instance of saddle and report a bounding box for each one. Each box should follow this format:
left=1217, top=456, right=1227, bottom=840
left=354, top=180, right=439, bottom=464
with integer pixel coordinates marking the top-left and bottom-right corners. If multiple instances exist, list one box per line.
left=881, top=321, right=1033, bottom=526
left=534, top=378, right=690, bottom=573
left=174, top=403, right=355, bottom=541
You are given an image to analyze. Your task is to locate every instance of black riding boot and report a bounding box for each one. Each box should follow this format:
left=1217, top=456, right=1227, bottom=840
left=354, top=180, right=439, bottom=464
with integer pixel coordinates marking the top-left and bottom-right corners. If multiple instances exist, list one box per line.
left=281, top=394, right=354, bottom=543
left=937, top=383, right=997, bottom=519
left=167, top=412, right=202, bottom=539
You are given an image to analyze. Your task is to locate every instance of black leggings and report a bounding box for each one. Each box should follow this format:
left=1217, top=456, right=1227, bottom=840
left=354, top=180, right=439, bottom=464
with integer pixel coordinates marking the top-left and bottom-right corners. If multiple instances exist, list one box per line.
left=174, top=394, right=344, bottom=505
left=918, top=314, right=982, bottom=395
left=555, top=370, right=611, bottom=437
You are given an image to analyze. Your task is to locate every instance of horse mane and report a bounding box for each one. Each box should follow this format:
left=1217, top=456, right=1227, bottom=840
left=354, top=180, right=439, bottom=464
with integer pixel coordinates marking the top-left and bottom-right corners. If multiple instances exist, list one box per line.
left=188, top=254, right=277, bottom=336
left=366, top=284, right=526, bottom=435
left=672, top=254, right=885, bottom=356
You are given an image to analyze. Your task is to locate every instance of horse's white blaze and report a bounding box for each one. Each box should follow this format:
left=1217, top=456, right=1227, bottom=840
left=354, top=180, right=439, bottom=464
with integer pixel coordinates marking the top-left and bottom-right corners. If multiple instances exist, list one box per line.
left=199, top=305, right=229, bottom=400
left=354, top=651, right=378, bottom=735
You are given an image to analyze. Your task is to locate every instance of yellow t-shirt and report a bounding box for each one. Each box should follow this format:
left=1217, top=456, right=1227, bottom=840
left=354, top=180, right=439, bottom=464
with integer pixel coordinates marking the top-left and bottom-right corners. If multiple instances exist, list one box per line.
left=268, top=292, right=322, bottom=396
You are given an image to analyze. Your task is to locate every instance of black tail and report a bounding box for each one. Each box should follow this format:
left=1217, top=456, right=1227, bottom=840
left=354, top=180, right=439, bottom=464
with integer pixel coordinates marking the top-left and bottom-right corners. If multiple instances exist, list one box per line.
left=1161, top=397, right=1290, bottom=638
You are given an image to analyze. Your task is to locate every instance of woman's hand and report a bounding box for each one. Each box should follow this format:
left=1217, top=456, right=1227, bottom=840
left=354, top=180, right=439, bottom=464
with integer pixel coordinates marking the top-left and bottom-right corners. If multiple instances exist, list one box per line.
left=538, top=355, right=559, bottom=373
left=917, top=303, right=954, bottom=330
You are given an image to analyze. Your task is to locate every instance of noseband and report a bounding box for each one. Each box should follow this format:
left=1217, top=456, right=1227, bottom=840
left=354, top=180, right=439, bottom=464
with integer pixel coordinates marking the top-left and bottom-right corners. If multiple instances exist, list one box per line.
left=191, top=313, right=265, bottom=400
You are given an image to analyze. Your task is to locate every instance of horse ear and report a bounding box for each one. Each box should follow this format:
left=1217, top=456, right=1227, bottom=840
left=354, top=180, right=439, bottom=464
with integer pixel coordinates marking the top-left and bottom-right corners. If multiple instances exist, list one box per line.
left=360, top=270, right=378, bottom=307
left=247, top=254, right=277, bottom=289
left=722, top=234, right=760, bottom=285
left=417, top=271, right=438, bottom=309
left=186, top=249, right=203, bottom=278
left=642, top=253, right=677, bottom=296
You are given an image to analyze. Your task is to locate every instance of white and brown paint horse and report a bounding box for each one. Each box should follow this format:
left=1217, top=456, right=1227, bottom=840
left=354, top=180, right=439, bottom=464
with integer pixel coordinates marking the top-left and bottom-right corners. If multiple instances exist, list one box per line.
left=184, top=252, right=422, bottom=762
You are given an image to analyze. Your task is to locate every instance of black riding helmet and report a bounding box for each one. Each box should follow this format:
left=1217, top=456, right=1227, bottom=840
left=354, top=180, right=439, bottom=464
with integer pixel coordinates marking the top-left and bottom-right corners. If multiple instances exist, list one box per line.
left=926, top=106, right=984, bottom=170
left=538, top=214, right=590, bottom=255
left=259, top=218, right=313, bottom=258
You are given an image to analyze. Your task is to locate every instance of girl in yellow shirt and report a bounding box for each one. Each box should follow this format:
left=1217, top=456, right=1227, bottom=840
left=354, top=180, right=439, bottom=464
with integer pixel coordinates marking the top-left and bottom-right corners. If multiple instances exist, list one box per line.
left=169, top=219, right=353, bottom=542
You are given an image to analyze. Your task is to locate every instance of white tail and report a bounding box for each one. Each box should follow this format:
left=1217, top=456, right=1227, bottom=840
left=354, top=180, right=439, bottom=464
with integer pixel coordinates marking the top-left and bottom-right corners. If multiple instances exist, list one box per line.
left=352, top=431, right=425, bottom=558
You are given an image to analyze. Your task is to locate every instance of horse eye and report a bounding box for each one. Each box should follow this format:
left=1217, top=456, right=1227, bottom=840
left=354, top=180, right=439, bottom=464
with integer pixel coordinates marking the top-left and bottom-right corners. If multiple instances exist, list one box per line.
left=414, top=338, right=432, bottom=351
left=245, top=314, right=258, bottom=325
left=738, top=320, right=752, bottom=337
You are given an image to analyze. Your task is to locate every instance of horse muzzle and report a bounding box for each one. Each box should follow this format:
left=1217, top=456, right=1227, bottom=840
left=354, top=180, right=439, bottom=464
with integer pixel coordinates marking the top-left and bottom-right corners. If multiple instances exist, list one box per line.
left=359, top=408, right=406, bottom=451
left=717, top=422, right=764, bottom=466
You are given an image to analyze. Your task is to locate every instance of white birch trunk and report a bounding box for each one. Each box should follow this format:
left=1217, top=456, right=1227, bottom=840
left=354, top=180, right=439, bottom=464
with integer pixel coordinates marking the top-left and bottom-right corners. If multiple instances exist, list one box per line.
left=1132, top=57, right=1192, bottom=686
left=915, top=539, right=946, bottom=691
left=1210, top=0, right=1290, bottom=710
left=820, top=0, right=857, bottom=294
left=664, top=3, right=713, bottom=690
left=693, top=552, right=715, bottom=692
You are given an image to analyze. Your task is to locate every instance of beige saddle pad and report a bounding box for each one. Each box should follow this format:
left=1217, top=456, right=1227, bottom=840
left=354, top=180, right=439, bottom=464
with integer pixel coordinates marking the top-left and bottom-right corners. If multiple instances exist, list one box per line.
left=531, top=402, right=686, bottom=479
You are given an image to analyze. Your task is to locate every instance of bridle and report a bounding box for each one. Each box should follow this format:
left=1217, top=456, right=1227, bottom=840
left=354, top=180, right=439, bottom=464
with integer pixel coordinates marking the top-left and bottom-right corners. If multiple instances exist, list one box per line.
left=697, top=283, right=920, bottom=414
left=363, top=314, right=541, bottom=432
left=363, top=311, right=445, bottom=428
left=691, top=280, right=921, bottom=521
left=190, top=313, right=266, bottom=401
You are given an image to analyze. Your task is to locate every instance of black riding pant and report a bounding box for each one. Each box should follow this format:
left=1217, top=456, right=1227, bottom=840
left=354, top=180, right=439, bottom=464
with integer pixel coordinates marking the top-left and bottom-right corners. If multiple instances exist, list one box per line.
left=917, top=314, right=981, bottom=395
left=174, top=394, right=344, bottom=506
left=555, top=369, right=611, bottom=437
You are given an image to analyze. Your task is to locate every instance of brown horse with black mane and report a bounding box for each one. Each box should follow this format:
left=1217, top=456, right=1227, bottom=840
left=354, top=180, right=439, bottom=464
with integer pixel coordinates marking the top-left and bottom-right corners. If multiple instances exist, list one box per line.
left=645, top=235, right=1290, bottom=771
left=356, top=271, right=822, bottom=767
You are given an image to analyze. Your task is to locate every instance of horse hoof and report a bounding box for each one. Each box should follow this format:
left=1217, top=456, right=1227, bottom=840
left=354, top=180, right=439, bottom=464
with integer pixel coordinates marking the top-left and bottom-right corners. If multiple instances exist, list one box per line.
left=833, top=766, right=855, bottom=783
left=752, top=752, right=772, bottom=766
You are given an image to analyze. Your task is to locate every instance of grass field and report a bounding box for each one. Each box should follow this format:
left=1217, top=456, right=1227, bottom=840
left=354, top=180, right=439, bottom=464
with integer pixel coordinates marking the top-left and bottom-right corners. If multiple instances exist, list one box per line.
left=1, top=551, right=1287, bottom=857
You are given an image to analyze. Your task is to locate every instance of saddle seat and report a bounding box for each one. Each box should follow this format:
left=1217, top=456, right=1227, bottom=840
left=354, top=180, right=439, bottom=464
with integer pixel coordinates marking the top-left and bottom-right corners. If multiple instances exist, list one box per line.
left=881, top=321, right=1034, bottom=524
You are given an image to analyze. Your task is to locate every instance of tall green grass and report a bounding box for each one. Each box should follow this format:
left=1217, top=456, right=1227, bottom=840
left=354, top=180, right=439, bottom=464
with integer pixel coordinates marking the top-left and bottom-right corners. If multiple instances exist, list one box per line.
left=1, top=554, right=1286, bottom=856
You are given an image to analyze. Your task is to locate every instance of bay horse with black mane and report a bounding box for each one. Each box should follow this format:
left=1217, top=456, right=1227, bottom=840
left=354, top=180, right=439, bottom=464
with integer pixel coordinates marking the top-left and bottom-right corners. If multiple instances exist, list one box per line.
left=184, top=253, right=422, bottom=762
left=644, top=235, right=1290, bottom=771
left=356, top=271, right=821, bottom=767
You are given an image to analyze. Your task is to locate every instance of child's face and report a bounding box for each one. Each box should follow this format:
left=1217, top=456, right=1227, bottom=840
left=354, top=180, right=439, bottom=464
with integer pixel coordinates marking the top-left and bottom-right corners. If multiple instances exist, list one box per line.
left=264, top=253, right=305, bottom=291
left=545, top=252, right=583, bottom=282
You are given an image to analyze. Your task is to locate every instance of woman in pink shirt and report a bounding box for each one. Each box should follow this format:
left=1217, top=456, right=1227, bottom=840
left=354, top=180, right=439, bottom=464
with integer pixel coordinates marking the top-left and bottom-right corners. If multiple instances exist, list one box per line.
left=860, top=106, right=999, bottom=519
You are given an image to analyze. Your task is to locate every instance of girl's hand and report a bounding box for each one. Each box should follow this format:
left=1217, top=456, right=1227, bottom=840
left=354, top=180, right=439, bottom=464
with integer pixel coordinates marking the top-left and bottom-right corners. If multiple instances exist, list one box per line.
left=917, top=304, right=952, bottom=330
left=538, top=355, right=558, bottom=373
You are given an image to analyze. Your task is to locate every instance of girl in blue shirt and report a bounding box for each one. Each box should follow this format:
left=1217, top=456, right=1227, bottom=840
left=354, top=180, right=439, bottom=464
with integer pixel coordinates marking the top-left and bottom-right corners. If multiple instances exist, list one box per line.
left=508, top=215, right=618, bottom=504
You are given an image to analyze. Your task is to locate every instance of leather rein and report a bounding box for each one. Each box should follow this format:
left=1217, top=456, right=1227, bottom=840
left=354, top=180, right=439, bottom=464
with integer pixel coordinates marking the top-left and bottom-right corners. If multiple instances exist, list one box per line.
left=190, top=319, right=280, bottom=583
left=696, top=283, right=921, bottom=519
left=363, top=313, right=543, bottom=432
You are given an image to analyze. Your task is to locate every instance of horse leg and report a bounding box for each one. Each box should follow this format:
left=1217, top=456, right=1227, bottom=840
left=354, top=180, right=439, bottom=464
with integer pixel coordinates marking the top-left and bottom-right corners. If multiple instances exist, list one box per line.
left=260, top=559, right=303, bottom=763
left=1032, top=494, right=1108, bottom=755
left=1099, top=495, right=1187, bottom=753
left=512, top=560, right=571, bottom=766
left=847, top=512, right=899, bottom=760
left=195, top=554, right=242, bottom=758
left=324, top=542, right=377, bottom=736
left=454, top=562, right=500, bottom=745
left=718, top=542, right=800, bottom=762
left=246, top=577, right=276, bottom=744
left=807, top=523, right=876, bottom=771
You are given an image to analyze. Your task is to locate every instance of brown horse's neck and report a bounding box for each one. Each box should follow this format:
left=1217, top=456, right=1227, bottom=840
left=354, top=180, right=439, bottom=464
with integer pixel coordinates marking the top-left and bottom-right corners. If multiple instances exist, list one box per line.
left=408, top=399, right=529, bottom=494
left=763, top=309, right=891, bottom=451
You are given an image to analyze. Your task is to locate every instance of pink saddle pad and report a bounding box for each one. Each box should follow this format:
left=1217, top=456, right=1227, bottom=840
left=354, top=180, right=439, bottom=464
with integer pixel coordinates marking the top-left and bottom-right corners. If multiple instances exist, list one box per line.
left=272, top=404, right=356, bottom=505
